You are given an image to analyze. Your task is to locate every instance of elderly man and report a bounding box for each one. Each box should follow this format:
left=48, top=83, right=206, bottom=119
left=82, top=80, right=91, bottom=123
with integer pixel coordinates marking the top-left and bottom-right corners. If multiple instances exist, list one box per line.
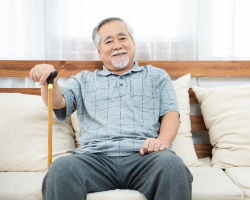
left=30, top=17, right=193, bottom=200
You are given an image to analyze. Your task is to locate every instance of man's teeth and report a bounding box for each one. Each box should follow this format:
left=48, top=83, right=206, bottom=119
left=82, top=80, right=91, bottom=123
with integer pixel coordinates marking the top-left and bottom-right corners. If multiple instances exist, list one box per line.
left=114, top=53, right=126, bottom=56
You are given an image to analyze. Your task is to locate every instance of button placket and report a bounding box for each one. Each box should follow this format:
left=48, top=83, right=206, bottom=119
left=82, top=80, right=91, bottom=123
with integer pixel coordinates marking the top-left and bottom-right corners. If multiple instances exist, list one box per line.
left=119, top=76, right=124, bottom=87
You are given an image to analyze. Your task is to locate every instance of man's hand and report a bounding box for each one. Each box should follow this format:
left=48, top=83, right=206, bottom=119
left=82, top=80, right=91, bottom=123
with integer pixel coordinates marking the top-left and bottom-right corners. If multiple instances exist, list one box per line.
left=30, top=64, right=65, bottom=109
left=139, top=138, right=169, bottom=155
left=30, top=64, right=57, bottom=85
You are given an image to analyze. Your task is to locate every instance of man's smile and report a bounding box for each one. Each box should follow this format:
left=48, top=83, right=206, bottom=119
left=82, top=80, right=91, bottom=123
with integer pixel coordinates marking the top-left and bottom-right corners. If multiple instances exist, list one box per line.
left=112, top=52, right=127, bottom=56
left=111, top=50, right=128, bottom=57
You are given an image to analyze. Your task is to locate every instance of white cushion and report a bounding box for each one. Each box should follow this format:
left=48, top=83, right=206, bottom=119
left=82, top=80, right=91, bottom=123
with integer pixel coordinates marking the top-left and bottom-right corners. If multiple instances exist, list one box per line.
left=225, top=167, right=250, bottom=200
left=0, top=93, right=76, bottom=172
left=189, top=167, right=244, bottom=200
left=71, top=74, right=201, bottom=167
left=193, top=84, right=250, bottom=169
left=0, top=172, right=146, bottom=200
left=198, top=157, right=212, bottom=167
left=1, top=168, right=245, bottom=200
left=171, top=74, right=201, bottom=166
left=87, top=190, right=146, bottom=200
left=0, top=172, right=45, bottom=200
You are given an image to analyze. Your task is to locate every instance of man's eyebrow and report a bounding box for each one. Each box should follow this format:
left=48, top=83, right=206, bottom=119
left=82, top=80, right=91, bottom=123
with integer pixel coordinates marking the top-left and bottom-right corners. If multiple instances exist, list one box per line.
left=103, top=32, right=128, bottom=42
left=118, top=32, right=127, bottom=36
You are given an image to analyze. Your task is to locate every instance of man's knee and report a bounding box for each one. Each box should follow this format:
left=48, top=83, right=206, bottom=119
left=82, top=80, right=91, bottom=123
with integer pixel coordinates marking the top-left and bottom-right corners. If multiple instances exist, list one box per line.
left=140, top=150, right=192, bottom=199
left=42, top=155, right=89, bottom=199
left=153, top=150, right=183, bottom=166
left=152, top=150, right=192, bottom=179
left=47, top=155, right=76, bottom=177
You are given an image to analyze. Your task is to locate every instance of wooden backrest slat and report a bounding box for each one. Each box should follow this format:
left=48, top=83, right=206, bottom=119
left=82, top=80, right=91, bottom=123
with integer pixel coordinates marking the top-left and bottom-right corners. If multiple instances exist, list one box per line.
left=194, top=144, right=212, bottom=158
left=191, top=115, right=207, bottom=131
left=0, top=88, right=41, bottom=95
left=189, top=89, right=198, bottom=104
left=1, top=60, right=250, bottom=77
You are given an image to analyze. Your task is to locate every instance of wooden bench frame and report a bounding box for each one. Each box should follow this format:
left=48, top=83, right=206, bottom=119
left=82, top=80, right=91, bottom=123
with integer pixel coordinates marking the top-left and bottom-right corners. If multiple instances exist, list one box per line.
left=1, top=60, right=250, bottom=159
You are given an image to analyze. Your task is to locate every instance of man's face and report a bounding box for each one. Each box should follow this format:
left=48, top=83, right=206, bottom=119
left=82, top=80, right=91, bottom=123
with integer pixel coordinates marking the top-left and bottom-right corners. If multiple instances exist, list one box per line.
left=97, top=21, right=136, bottom=70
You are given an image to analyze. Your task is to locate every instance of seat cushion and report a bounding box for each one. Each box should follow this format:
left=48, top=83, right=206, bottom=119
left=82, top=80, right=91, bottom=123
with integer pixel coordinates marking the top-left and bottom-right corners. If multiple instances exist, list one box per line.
left=0, top=172, right=146, bottom=200
left=189, top=167, right=244, bottom=200
left=198, top=157, right=212, bottom=167
left=87, top=189, right=146, bottom=200
left=0, top=172, right=45, bottom=200
left=1, top=168, right=245, bottom=200
left=225, top=167, right=250, bottom=200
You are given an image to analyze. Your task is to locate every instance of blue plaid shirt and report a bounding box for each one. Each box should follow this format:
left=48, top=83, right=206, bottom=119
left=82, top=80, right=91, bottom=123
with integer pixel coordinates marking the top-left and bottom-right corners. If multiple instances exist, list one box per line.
left=54, top=62, right=179, bottom=156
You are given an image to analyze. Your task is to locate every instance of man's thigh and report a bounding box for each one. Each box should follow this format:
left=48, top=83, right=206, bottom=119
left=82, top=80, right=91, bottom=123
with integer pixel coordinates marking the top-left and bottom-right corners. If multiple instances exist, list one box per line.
left=46, top=153, right=120, bottom=193
left=118, top=150, right=191, bottom=189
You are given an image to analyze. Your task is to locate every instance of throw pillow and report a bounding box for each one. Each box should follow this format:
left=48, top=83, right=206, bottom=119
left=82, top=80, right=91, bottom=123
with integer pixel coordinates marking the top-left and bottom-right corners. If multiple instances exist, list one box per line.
left=193, top=84, right=250, bottom=168
left=0, top=93, right=76, bottom=172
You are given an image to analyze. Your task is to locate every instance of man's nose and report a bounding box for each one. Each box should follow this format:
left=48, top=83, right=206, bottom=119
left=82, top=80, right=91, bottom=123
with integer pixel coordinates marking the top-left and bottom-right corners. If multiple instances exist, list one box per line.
left=113, top=40, right=122, bottom=50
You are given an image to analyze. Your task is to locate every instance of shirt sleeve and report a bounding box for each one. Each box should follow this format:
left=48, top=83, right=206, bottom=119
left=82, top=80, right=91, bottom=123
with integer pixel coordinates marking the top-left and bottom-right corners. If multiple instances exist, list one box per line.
left=53, top=74, right=82, bottom=122
left=159, top=69, right=179, bottom=117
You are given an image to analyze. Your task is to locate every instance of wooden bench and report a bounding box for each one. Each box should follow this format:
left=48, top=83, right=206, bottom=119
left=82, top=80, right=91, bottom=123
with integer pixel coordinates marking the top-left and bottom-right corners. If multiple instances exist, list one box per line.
left=1, top=60, right=249, bottom=159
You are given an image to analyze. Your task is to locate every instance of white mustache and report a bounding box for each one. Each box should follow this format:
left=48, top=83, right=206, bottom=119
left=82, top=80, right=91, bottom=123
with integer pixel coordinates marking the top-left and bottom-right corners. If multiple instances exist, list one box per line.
left=110, top=50, right=127, bottom=56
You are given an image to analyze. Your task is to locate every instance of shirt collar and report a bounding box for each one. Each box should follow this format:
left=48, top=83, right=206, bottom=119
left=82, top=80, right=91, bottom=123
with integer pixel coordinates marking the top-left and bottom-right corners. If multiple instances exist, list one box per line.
left=98, top=65, right=112, bottom=76
left=98, top=61, right=143, bottom=76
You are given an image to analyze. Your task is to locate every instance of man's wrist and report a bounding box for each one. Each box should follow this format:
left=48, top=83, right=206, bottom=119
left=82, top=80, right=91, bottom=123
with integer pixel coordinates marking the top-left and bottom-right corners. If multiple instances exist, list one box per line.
left=157, top=137, right=170, bottom=148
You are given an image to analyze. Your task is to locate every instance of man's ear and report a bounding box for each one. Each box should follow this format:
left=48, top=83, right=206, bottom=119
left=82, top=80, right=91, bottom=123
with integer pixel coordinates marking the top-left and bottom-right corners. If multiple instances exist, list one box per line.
left=97, top=48, right=104, bottom=60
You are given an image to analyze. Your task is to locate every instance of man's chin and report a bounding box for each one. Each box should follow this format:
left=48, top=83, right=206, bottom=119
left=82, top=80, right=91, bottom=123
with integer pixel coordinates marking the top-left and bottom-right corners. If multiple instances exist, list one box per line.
left=110, top=54, right=130, bottom=69
left=111, top=61, right=130, bottom=69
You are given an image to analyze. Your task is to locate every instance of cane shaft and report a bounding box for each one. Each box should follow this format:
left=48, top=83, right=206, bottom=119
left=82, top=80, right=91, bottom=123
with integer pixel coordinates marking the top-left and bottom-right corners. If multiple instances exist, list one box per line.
left=48, top=84, right=53, bottom=168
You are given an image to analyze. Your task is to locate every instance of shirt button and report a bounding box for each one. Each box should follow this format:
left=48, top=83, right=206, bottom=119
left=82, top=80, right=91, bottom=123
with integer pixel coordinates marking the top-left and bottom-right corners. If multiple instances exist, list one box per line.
left=120, top=83, right=123, bottom=86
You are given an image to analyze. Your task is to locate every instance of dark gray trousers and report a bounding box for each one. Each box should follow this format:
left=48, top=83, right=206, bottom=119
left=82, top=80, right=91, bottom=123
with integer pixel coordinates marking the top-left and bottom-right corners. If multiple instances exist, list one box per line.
left=42, top=150, right=193, bottom=200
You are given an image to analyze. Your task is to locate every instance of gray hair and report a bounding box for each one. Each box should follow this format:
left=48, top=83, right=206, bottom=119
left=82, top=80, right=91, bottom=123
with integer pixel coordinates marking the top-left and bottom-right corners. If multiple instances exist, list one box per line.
left=92, top=17, right=134, bottom=49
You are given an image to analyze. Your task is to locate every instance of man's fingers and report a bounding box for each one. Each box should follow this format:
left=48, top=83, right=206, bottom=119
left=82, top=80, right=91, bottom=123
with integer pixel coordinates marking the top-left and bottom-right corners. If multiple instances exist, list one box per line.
left=29, top=64, right=56, bottom=84
left=139, top=148, right=145, bottom=155
left=141, top=139, right=150, bottom=154
left=39, top=71, right=52, bottom=85
left=140, top=138, right=169, bottom=155
left=33, top=70, right=41, bottom=82
left=159, top=144, right=167, bottom=151
left=153, top=142, right=161, bottom=152
left=30, top=67, right=39, bottom=82
left=148, top=141, right=155, bottom=153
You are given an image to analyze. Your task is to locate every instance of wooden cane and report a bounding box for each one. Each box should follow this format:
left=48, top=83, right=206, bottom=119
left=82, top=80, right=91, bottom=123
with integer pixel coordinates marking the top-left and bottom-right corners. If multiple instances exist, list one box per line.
left=46, top=70, right=58, bottom=168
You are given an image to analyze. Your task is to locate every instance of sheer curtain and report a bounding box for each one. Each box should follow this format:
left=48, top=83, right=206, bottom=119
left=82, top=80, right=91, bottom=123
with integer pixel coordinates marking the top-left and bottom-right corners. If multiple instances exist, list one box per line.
left=198, top=0, right=250, bottom=60
left=0, top=0, right=250, bottom=88
left=1, top=0, right=250, bottom=61
left=0, top=0, right=45, bottom=60
left=43, top=0, right=198, bottom=61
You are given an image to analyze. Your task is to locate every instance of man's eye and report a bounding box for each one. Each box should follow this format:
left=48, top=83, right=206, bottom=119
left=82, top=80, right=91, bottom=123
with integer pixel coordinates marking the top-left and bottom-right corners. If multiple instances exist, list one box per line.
left=120, top=37, right=127, bottom=40
left=105, top=41, right=112, bottom=44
